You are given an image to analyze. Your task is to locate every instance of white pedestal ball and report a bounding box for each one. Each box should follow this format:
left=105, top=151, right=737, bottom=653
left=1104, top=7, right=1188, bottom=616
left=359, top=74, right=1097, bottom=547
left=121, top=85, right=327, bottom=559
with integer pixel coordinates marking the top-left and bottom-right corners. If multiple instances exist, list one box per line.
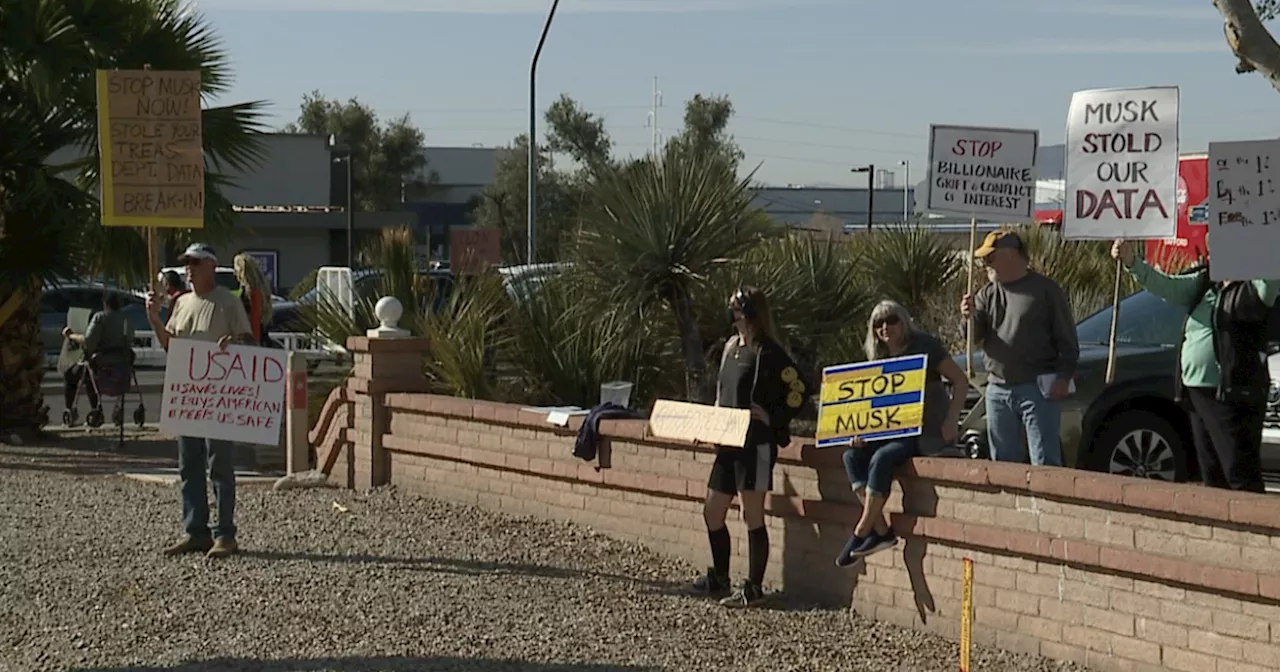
left=366, top=296, right=410, bottom=339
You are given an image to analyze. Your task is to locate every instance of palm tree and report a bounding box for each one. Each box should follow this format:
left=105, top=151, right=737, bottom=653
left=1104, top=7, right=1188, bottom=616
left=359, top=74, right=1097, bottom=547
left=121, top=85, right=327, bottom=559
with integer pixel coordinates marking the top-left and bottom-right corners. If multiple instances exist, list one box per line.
left=0, top=0, right=266, bottom=434
left=575, top=142, right=776, bottom=402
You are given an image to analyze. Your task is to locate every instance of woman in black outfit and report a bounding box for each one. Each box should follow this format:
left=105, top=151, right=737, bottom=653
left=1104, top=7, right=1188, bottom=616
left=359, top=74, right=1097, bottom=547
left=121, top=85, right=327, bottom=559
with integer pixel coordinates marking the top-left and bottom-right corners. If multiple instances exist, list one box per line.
left=688, top=286, right=810, bottom=607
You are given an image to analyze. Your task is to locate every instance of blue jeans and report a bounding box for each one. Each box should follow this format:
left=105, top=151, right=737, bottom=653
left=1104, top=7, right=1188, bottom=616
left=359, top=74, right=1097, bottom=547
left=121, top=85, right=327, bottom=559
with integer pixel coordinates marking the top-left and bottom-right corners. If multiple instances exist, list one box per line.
left=842, top=438, right=918, bottom=496
left=178, top=436, right=237, bottom=540
left=985, top=381, right=1062, bottom=467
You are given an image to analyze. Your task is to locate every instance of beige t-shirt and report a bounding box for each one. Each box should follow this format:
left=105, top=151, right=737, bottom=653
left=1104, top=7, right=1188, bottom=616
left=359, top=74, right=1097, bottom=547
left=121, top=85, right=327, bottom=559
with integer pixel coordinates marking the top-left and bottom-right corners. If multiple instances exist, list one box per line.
left=166, top=286, right=253, bottom=343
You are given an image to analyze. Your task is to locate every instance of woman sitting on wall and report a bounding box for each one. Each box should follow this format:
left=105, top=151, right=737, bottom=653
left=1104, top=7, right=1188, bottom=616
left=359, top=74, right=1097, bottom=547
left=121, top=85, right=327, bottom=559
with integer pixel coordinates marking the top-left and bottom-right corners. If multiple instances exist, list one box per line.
left=687, top=286, right=811, bottom=608
left=837, top=300, right=969, bottom=565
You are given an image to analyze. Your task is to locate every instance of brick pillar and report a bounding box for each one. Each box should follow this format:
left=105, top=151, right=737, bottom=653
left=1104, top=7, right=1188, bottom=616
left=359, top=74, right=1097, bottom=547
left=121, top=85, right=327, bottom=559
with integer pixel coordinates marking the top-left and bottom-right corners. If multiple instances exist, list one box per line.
left=345, top=336, right=430, bottom=490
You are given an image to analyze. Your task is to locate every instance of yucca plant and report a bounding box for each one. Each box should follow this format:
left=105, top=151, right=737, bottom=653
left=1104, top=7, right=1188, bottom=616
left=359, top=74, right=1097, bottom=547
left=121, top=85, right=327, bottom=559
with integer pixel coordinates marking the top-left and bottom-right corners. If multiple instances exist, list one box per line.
left=855, top=224, right=963, bottom=316
left=504, top=268, right=660, bottom=407
left=575, top=142, right=777, bottom=402
left=704, top=232, right=874, bottom=374
left=0, top=0, right=266, bottom=433
left=850, top=224, right=965, bottom=352
left=419, top=272, right=510, bottom=401
left=299, top=227, right=427, bottom=348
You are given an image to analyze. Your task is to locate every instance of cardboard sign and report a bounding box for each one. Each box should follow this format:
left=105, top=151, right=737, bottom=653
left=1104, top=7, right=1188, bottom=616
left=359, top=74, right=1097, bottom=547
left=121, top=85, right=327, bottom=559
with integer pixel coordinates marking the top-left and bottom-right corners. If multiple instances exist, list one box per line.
left=925, top=124, right=1038, bottom=222
left=160, top=340, right=286, bottom=445
left=648, top=399, right=750, bottom=448
left=95, top=69, right=204, bottom=228
left=1064, top=86, right=1179, bottom=240
left=449, top=228, right=501, bottom=274
left=1207, top=138, right=1280, bottom=281
left=816, top=354, right=927, bottom=448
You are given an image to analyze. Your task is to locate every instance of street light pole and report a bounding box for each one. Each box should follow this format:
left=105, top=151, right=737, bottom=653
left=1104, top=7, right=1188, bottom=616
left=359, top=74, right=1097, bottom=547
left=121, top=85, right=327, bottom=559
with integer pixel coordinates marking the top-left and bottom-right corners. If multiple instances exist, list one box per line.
left=328, top=134, right=356, bottom=269
left=899, top=160, right=910, bottom=222
left=345, top=154, right=354, bottom=268
left=851, top=164, right=874, bottom=232
left=528, top=0, right=561, bottom=266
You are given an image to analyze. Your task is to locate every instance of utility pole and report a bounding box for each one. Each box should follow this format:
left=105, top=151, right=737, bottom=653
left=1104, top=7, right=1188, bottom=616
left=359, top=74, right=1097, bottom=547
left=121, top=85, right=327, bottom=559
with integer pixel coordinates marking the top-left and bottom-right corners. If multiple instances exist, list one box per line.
left=646, top=76, right=663, bottom=156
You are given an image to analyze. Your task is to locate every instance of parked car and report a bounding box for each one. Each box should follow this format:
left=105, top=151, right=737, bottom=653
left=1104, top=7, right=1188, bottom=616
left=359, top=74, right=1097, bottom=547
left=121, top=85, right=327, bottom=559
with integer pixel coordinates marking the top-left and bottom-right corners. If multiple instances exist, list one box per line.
left=270, top=268, right=456, bottom=335
left=159, top=265, right=286, bottom=303
left=41, top=283, right=150, bottom=367
left=954, top=289, right=1280, bottom=482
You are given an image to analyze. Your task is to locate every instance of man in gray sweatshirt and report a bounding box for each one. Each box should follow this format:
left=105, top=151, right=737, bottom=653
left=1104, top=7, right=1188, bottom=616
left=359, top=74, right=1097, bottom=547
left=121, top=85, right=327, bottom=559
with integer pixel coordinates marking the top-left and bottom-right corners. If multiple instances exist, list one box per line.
left=960, top=230, right=1079, bottom=467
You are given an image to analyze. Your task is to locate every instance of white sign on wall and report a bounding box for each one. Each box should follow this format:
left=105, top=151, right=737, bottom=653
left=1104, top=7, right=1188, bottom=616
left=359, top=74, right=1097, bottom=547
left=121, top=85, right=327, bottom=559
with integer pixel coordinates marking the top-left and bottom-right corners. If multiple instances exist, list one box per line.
left=1063, top=86, right=1179, bottom=240
left=925, top=125, right=1038, bottom=222
left=160, top=340, right=287, bottom=445
left=1207, top=138, right=1280, bottom=281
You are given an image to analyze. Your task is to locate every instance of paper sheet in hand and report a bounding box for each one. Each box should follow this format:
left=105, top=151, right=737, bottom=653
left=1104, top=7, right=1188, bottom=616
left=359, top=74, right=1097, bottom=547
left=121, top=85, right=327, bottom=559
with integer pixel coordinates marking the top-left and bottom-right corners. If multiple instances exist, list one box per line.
left=67, top=308, right=92, bottom=335
left=647, top=399, right=750, bottom=447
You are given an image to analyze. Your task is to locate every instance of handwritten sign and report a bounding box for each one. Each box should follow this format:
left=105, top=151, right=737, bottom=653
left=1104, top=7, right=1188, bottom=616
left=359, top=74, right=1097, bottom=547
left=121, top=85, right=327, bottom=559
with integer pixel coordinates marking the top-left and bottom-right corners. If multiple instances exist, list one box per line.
left=160, top=340, right=286, bottom=445
left=925, top=124, right=1038, bottom=222
left=815, top=354, right=926, bottom=448
left=1064, top=86, right=1179, bottom=240
left=449, top=228, right=501, bottom=274
left=95, top=69, right=204, bottom=228
left=1207, top=138, right=1280, bottom=281
left=648, top=399, right=750, bottom=448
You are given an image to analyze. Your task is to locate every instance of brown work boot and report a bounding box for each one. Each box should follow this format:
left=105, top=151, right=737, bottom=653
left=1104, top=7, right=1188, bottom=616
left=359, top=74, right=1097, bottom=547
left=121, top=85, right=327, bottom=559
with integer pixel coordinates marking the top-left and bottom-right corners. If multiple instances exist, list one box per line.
left=207, top=537, right=239, bottom=558
left=163, top=536, right=213, bottom=556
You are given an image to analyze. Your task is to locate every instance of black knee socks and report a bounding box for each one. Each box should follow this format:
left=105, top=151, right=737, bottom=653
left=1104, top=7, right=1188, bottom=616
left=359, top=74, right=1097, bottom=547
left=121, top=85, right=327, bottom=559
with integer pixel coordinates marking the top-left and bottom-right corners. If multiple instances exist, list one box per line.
left=747, top=526, right=769, bottom=587
left=708, top=526, right=731, bottom=578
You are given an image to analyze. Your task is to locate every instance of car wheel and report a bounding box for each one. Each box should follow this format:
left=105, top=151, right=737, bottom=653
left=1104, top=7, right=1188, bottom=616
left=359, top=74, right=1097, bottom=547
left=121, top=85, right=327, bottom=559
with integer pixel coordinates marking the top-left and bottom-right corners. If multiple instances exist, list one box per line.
left=1089, top=410, right=1188, bottom=482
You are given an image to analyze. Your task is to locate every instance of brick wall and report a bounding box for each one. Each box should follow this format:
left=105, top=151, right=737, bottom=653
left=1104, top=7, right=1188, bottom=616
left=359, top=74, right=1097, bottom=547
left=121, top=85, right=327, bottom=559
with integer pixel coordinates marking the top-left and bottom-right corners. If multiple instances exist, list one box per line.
left=310, top=337, right=1280, bottom=672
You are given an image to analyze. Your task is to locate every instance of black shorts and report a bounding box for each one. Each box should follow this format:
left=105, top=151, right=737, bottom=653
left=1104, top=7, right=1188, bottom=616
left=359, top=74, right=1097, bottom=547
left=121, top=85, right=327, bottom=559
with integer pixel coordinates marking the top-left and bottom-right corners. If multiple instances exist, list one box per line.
left=708, top=439, right=778, bottom=495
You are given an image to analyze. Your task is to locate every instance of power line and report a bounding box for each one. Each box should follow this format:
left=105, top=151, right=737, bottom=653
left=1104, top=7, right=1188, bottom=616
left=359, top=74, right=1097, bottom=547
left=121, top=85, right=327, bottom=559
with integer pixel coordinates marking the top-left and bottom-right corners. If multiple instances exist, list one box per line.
left=735, top=134, right=912, bottom=155
left=735, top=115, right=924, bottom=140
left=259, top=102, right=651, bottom=114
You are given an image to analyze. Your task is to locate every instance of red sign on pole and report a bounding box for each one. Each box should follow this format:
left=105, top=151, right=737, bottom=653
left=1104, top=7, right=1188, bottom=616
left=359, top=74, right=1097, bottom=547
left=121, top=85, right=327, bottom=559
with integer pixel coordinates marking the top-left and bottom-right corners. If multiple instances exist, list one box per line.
left=288, top=371, right=307, bottom=411
left=1145, top=155, right=1208, bottom=272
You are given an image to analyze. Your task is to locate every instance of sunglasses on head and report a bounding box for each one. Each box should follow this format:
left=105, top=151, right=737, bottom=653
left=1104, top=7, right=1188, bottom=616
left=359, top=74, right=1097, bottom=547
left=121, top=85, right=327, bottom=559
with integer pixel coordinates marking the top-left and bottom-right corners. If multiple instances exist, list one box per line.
left=873, top=314, right=901, bottom=329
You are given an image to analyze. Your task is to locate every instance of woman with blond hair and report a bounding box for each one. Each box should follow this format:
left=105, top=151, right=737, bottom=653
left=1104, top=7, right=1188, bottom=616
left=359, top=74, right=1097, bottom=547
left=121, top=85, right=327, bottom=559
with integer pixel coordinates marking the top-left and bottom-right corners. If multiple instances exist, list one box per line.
left=836, top=300, right=969, bottom=566
left=233, top=253, right=274, bottom=346
left=686, top=285, right=811, bottom=608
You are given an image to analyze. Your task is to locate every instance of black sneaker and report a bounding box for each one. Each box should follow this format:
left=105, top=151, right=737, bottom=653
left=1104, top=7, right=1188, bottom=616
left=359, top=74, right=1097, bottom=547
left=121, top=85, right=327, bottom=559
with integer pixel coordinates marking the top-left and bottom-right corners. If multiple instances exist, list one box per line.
left=719, top=580, right=767, bottom=608
left=835, top=533, right=866, bottom=567
left=686, top=568, right=731, bottom=598
left=850, top=531, right=899, bottom=559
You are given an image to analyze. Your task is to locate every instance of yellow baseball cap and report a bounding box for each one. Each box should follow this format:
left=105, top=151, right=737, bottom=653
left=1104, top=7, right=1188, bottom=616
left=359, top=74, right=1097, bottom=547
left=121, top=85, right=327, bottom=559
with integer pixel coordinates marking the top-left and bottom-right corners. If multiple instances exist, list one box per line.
left=973, top=230, right=1024, bottom=258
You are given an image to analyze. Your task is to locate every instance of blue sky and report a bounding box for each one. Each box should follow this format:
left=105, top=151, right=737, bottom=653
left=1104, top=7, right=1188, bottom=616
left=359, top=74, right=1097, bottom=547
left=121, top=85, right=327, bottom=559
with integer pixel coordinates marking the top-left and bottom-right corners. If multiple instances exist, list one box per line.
left=195, top=0, right=1278, bottom=186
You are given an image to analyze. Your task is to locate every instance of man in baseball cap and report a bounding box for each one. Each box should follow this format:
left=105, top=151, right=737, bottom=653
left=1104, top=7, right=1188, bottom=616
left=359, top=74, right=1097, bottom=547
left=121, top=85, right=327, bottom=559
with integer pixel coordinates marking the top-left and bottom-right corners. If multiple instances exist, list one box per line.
left=145, top=241, right=254, bottom=558
left=972, top=230, right=1024, bottom=259
left=177, top=242, right=218, bottom=264
left=960, top=228, right=1078, bottom=468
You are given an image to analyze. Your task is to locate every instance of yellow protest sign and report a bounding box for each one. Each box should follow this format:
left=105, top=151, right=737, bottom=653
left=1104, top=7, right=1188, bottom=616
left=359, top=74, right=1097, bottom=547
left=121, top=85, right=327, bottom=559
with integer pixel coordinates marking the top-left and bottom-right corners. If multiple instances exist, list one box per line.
left=815, top=353, right=926, bottom=448
left=95, top=69, right=204, bottom=228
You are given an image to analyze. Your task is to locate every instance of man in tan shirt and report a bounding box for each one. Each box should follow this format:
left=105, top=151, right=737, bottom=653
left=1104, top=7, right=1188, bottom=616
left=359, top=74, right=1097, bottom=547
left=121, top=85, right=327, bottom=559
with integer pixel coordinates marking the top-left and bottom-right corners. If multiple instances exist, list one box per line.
left=146, top=243, right=254, bottom=558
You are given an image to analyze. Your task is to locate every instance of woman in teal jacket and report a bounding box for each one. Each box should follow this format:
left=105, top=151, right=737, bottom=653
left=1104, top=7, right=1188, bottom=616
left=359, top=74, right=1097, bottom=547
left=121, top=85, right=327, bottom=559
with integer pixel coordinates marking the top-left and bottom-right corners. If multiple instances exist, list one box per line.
left=1112, top=238, right=1279, bottom=492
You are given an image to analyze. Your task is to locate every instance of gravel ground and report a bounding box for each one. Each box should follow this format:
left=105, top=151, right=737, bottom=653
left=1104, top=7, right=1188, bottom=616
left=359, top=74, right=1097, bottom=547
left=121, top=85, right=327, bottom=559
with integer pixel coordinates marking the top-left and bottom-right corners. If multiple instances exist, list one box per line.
left=0, top=432, right=1085, bottom=672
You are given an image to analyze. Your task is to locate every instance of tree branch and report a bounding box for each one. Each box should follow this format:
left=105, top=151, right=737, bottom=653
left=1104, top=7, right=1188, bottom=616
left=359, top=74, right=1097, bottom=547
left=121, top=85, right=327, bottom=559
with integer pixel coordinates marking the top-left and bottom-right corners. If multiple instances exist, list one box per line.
left=1216, top=0, right=1280, bottom=92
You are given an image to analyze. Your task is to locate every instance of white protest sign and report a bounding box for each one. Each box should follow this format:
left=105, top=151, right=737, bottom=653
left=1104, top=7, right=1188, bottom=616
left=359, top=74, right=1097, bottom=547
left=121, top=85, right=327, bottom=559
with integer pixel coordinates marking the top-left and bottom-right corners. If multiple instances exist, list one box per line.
left=1064, top=86, right=1179, bottom=240
left=160, top=340, right=287, bottom=445
left=1207, top=139, right=1280, bottom=281
left=925, top=125, right=1038, bottom=222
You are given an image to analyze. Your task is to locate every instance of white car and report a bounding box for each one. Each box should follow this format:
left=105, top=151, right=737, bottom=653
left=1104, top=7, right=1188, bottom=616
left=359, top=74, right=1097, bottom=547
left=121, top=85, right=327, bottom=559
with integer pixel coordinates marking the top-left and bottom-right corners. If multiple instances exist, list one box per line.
left=159, top=265, right=286, bottom=303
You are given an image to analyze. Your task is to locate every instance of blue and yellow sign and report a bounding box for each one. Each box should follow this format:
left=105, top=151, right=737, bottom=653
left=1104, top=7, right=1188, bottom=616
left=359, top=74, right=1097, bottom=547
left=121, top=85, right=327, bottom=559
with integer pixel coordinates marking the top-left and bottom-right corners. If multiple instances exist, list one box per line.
left=816, top=354, right=927, bottom=448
